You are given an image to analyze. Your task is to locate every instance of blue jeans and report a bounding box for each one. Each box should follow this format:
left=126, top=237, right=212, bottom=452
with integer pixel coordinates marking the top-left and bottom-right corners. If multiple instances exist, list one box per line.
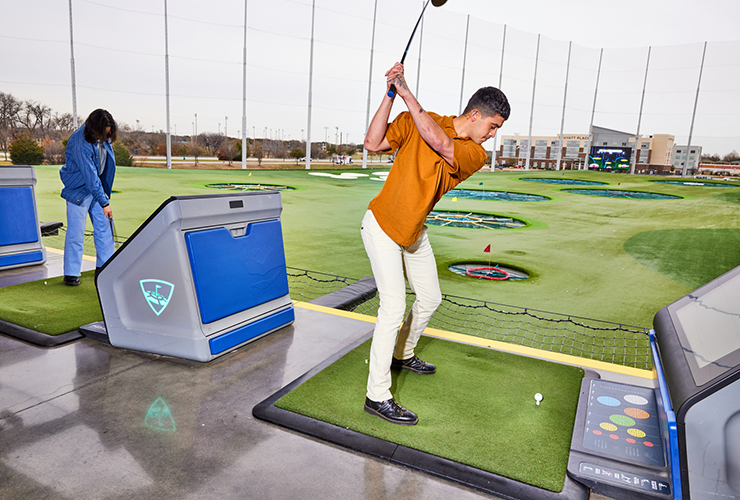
left=63, top=194, right=114, bottom=276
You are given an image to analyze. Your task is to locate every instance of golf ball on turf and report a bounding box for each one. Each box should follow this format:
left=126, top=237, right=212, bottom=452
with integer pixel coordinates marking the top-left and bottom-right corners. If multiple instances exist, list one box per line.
left=534, top=393, right=543, bottom=405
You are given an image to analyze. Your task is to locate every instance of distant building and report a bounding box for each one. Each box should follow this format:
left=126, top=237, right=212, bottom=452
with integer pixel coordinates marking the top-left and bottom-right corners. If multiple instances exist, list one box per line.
left=499, top=134, right=589, bottom=170
left=672, top=144, right=702, bottom=173
left=498, top=126, right=679, bottom=174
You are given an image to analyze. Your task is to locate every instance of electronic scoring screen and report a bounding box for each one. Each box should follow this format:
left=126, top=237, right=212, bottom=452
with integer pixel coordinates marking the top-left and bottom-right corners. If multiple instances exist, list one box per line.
left=588, top=147, right=631, bottom=171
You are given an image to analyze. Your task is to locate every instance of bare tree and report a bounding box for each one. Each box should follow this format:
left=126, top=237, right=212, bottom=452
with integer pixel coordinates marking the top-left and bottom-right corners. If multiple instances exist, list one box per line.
left=189, top=143, right=206, bottom=166
left=42, top=135, right=65, bottom=165
left=263, top=138, right=280, bottom=158
left=50, top=112, right=74, bottom=137
left=18, top=100, right=52, bottom=137
left=218, top=138, right=236, bottom=166
left=197, top=133, right=224, bottom=156
left=253, top=145, right=264, bottom=166
left=723, top=150, right=740, bottom=163
left=0, top=93, right=22, bottom=158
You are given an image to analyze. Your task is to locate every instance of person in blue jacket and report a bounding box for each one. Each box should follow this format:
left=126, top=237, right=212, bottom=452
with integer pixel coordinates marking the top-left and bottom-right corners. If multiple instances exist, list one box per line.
left=59, top=109, right=117, bottom=286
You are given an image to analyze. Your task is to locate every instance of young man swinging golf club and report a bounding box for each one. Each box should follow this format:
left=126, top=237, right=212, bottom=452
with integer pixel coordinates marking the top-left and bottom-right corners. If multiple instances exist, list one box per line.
left=361, top=62, right=510, bottom=425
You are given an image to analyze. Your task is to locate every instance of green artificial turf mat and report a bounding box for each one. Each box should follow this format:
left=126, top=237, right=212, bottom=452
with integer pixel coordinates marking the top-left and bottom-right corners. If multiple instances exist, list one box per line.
left=276, top=336, right=584, bottom=492
left=0, top=271, right=101, bottom=335
left=624, top=228, right=740, bottom=289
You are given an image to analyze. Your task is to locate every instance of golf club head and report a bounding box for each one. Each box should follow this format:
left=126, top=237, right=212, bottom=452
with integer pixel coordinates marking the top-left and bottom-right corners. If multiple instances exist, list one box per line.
left=431, top=0, right=447, bottom=6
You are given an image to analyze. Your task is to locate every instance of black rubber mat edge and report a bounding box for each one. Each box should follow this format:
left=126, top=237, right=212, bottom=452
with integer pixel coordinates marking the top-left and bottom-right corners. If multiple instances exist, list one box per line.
left=0, top=318, right=83, bottom=347
left=253, top=335, right=590, bottom=500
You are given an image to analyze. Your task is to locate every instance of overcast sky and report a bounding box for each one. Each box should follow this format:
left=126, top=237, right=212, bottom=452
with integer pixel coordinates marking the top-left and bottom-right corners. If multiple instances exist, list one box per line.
left=2, top=0, right=739, bottom=154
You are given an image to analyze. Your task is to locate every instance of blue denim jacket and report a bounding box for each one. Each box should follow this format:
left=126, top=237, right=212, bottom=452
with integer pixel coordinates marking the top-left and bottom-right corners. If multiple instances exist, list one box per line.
left=60, top=124, right=116, bottom=207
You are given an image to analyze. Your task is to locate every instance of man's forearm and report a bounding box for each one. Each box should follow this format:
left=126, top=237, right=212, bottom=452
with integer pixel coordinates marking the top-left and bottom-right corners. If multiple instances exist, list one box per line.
left=365, top=95, right=394, bottom=151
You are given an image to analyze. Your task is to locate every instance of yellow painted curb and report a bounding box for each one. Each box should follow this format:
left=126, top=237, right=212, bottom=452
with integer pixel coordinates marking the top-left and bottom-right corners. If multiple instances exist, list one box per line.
left=46, top=247, right=96, bottom=262
left=294, top=300, right=653, bottom=380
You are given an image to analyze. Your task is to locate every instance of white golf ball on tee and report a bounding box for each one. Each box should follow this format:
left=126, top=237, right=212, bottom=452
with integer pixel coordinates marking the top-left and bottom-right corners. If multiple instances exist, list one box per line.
left=534, top=393, right=543, bottom=405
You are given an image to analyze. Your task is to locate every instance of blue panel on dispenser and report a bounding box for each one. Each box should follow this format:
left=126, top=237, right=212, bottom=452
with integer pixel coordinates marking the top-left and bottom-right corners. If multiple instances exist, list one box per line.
left=0, top=251, right=43, bottom=268
left=209, top=307, right=294, bottom=355
left=185, top=219, right=289, bottom=324
left=0, top=187, right=38, bottom=246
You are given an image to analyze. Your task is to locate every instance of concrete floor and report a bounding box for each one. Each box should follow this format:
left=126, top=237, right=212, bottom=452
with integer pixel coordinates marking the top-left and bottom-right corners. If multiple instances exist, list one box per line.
left=0, top=253, right=616, bottom=500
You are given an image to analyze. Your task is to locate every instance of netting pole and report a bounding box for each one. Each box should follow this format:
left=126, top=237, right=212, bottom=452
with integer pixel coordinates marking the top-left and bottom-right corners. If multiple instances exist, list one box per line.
left=67, top=0, right=78, bottom=129
left=585, top=48, right=603, bottom=171
left=631, top=46, right=651, bottom=175
left=458, top=15, right=470, bottom=115
left=164, top=0, right=172, bottom=170
left=415, top=0, right=424, bottom=98
left=556, top=41, right=572, bottom=172
left=241, top=0, right=248, bottom=170
left=362, top=0, right=378, bottom=170
left=489, top=24, right=506, bottom=171
left=305, top=0, right=316, bottom=170
left=525, top=34, right=540, bottom=171
left=682, top=41, right=707, bottom=178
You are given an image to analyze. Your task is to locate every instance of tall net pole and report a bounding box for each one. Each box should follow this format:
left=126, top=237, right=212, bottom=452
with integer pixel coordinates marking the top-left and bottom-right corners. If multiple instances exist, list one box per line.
left=525, top=34, right=540, bottom=171
left=361, top=0, right=378, bottom=170
left=682, top=41, right=707, bottom=178
left=415, top=0, right=424, bottom=98
left=458, top=15, right=470, bottom=115
left=556, top=41, right=572, bottom=172
left=490, top=24, right=506, bottom=171
left=305, top=0, right=315, bottom=170
left=585, top=48, right=604, bottom=171
left=241, top=0, right=248, bottom=169
left=632, top=46, right=651, bottom=175
left=164, top=0, right=172, bottom=169
left=68, top=0, right=78, bottom=128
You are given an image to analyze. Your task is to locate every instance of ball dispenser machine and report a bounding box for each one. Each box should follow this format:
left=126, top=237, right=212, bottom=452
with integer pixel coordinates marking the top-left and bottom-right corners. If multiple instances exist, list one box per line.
left=0, top=166, right=47, bottom=271
left=95, top=192, right=294, bottom=362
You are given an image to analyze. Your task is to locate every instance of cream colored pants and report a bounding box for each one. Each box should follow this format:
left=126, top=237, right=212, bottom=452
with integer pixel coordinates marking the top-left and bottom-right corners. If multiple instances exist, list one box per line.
left=361, top=210, right=442, bottom=402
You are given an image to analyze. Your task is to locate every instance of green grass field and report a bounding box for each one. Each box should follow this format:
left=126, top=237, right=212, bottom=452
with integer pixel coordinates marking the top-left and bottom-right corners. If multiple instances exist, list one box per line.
left=31, top=165, right=740, bottom=328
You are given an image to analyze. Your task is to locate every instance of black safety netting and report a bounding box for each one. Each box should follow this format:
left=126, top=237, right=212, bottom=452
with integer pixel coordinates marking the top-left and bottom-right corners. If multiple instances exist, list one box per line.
left=288, top=268, right=651, bottom=370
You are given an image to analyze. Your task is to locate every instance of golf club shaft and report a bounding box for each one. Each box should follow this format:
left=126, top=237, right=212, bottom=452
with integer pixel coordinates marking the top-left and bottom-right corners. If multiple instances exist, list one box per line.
left=109, top=216, right=116, bottom=244
left=388, top=0, right=431, bottom=98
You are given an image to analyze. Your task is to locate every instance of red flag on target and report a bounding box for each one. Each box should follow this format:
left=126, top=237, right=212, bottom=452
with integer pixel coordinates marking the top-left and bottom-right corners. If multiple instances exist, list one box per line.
left=483, top=244, right=491, bottom=253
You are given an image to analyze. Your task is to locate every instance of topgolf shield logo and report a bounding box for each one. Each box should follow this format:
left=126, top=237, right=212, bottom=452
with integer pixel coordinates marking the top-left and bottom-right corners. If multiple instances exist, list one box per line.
left=140, top=279, right=175, bottom=316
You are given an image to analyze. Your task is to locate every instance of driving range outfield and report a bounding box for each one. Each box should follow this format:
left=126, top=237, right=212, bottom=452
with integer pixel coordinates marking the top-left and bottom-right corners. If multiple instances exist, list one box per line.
left=30, top=165, right=740, bottom=328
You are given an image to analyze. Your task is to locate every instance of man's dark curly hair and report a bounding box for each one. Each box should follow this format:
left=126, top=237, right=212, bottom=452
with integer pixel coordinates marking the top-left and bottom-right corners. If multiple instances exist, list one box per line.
left=462, top=87, right=510, bottom=120
left=84, top=108, right=117, bottom=143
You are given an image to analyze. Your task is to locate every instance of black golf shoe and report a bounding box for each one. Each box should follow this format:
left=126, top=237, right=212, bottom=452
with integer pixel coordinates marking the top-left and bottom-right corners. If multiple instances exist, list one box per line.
left=64, top=275, right=80, bottom=286
left=391, top=355, right=436, bottom=374
left=364, top=397, right=418, bottom=426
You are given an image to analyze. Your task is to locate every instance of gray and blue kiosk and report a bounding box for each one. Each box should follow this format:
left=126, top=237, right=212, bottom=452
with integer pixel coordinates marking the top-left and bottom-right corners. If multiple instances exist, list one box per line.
left=0, top=165, right=47, bottom=270
left=95, top=191, right=294, bottom=362
left=568, top=264, right=740, bottom=500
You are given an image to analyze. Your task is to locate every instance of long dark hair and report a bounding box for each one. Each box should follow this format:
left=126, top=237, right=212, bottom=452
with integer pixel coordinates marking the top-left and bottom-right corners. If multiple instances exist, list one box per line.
left=83, top=109, right=117, bottom=143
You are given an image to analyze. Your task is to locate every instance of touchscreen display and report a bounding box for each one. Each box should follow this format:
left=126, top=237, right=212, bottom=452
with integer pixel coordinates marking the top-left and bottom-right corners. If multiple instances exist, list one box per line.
left=674, top=278, right=740, bottom=374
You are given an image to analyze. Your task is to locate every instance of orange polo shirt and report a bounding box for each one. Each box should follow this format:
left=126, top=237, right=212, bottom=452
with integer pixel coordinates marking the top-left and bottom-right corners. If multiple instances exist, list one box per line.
left=368, top=111, right=486, bottom=246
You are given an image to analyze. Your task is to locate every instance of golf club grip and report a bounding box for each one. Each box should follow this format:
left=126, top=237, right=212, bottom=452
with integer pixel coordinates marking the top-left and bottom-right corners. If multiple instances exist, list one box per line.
left=388, top=84, right=397, bottom=98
